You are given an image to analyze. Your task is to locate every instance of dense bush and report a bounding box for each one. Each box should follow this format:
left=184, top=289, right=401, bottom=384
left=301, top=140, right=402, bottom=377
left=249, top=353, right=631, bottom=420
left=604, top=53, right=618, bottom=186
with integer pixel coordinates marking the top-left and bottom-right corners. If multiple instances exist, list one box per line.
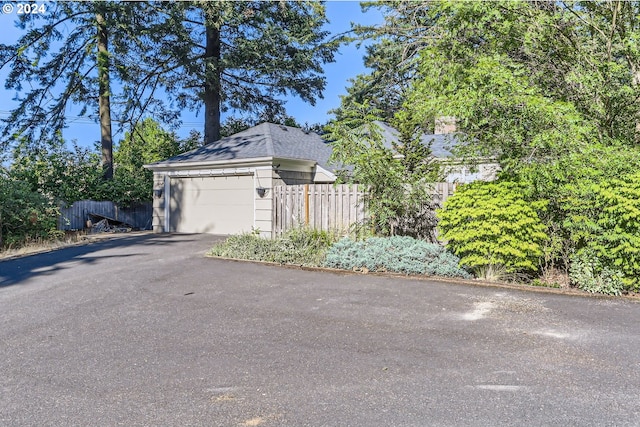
left=569, top=250, right=625, bottom=296
left=587, top=173, right=640, bottom=291
left=324, top=235, right=471, bottom=278
left=209, top=228, right=335, bottom=266
left=437, top=181, right=548, bottom=274
left=0, top=174, right=61, bottom=248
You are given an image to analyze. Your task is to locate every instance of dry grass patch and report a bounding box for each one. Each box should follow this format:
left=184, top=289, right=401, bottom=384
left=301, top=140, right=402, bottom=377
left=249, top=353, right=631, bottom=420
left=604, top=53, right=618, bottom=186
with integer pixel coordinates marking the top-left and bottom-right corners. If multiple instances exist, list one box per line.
left=0, top=231, right=89, bottom=260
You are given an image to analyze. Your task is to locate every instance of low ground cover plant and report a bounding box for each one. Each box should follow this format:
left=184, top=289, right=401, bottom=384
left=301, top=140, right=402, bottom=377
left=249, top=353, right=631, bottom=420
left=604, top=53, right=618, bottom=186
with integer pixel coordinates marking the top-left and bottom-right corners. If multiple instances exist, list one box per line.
left=569, top=250, right=625, bottom=296
left=324, top=235, right=471, bottom=278
left=208, top=228, right=335, bottom=267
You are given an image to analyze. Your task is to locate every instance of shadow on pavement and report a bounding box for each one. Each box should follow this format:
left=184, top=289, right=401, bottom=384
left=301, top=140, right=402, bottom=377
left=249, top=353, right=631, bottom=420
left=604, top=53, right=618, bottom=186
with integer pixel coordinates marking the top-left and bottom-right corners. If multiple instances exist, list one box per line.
left=0, top=233, right=203, bottom=288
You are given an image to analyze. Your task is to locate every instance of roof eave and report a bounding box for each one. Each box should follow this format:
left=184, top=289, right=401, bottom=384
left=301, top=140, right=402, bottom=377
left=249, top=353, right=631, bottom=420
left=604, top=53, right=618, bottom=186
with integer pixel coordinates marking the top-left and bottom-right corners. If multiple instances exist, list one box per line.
left=313, top=164, right=337, bottom=183
left=144, top=156, right=276, bottom=171
left=144, top=155, right=320, bottom=172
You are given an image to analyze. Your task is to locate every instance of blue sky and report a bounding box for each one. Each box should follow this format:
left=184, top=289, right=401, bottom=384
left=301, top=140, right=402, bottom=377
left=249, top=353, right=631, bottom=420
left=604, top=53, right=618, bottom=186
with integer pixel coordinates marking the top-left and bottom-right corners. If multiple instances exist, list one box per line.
left=0, top=1, right=382, bottom=146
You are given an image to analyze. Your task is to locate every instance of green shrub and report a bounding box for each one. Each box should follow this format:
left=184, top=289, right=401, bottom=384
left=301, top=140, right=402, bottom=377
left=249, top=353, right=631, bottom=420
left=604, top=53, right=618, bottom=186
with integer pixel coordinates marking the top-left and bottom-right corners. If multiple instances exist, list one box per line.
left=588, top=173, right=640, bottom=291
left=437, top=181, right=548, bottom=274
left=208, top=228, right=335, bottom=266
left=0, top=174, right=61, bottom=249
left=323, top=235, right=471, bottom=278
left=569, top=250, right=625, bottom=296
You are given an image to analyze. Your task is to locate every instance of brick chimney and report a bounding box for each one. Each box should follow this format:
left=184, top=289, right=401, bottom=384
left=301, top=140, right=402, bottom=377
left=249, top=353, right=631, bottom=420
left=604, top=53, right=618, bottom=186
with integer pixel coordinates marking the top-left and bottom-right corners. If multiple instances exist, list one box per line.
left=434, top=116, right=456, bottom=134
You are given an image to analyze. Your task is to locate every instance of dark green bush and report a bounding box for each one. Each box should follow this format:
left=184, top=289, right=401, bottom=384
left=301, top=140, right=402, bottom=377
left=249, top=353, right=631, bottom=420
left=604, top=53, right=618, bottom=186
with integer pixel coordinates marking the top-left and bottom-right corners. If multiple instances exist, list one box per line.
left=579, top=173, right=640, bottom=291
left=0, top=174, right=61, bottom=248
left=208, top=228, right=335, bottom=266
left=324, top=235, right=471, bottom=278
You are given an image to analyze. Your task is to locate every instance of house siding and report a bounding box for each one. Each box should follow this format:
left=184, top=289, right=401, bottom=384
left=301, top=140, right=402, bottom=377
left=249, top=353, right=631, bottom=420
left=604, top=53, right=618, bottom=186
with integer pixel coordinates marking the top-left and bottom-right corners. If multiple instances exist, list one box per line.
left=254, top=167, right=274, bottom=237
left=152, top=174, right=167, bottom=233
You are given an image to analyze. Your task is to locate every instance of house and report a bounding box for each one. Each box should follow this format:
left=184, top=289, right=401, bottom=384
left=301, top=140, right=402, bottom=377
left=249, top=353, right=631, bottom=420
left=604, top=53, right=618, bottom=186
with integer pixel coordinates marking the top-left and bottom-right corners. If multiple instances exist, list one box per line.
left=144, top=123, right=336, bottom=237
left=373, top=121, right=499, bottom=184
left=145, top=121, right=498, bottom=237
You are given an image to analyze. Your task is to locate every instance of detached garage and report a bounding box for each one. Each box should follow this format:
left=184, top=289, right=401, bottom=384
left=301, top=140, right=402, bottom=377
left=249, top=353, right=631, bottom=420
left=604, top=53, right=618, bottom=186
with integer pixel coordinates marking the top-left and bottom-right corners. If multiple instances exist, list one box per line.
left=144, top=123, right=336, bottom=237
left=168, top=174, right=254, bottom=234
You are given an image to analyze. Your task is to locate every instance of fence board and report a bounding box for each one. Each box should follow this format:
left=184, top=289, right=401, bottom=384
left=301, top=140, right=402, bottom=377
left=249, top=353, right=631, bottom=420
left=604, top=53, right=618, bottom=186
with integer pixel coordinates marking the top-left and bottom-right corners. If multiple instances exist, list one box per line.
left=58, top=200, right=153, bottom=231
left=272, top=182, right=457, bottom=237
left=272, top=184, right=365, bottom=237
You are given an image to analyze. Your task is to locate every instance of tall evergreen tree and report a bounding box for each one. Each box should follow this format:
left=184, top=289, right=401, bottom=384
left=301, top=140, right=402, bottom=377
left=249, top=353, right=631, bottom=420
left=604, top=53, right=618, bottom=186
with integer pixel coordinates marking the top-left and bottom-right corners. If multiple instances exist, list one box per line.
left=0, top=1, right=152, bottom=178
left=135, top=1, right=339, bottom=144
left=2, top=1, right=340, bottom=173
left=332, top=1, right=435, bottom=122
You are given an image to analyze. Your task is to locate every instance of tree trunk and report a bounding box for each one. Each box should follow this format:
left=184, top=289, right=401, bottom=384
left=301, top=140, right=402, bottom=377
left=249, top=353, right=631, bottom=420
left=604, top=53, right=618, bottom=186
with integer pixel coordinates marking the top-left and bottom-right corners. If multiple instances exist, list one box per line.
left=97, top=12, right=114, bottom=179
left=631, top=64, right=640, bottom=144
left=203, top=25, right=221, bottom=145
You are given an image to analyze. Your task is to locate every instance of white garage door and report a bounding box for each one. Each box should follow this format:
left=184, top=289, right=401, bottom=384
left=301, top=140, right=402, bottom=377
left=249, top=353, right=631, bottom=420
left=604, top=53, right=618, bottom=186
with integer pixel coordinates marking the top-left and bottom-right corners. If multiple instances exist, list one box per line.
left=169, top=175, right=254, bottom=234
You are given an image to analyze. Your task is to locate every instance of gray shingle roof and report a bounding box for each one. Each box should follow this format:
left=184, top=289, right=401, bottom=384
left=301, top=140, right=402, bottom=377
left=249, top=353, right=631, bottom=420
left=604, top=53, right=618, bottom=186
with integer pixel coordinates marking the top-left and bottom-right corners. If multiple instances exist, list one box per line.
left=373, top=121, right=458, bottom=158
left=149, top=121, right=460, bottom=171
left=150, top=122, right=333, bottom=169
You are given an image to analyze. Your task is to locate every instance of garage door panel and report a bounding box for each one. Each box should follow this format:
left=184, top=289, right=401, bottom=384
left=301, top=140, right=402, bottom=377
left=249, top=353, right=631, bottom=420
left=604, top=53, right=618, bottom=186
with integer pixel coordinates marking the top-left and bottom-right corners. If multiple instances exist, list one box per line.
left=180, top=176, right=253, bottom=191
left=169, top=175, right=254, bottom=234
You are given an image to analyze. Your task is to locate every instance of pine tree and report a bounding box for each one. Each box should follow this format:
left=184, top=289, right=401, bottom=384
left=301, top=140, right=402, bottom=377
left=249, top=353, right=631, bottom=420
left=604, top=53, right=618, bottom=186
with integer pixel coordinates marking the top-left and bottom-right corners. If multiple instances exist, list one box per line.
left=135, top=1, right=339, bottom=144
left=0, top=1, right=150, bottom=179
left=332, top=1, right=435, bottom=122
left=1, top=1, right=341, bottom=173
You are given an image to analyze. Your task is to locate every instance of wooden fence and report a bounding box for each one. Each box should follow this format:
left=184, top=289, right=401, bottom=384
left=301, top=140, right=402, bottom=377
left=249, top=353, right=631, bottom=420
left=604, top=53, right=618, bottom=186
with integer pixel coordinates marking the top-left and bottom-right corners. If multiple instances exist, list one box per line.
left=58, top=200, right=153, bottom=231
left=272, top=182, right=457, bottom=237
left=432, top=182, right=458, bottom=205
left=272, top=184, right=366, bottom=237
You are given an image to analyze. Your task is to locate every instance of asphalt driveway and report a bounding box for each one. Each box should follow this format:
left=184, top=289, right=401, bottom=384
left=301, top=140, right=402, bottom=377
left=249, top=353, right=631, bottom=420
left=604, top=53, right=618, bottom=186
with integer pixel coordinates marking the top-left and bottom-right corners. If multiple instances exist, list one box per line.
left=1, top=233, right=639, bottom=426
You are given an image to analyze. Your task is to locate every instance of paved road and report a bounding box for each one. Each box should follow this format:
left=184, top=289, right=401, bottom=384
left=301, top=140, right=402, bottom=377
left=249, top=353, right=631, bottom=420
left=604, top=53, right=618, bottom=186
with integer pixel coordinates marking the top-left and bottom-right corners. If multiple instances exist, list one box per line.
left=1, top=233, right=639, bottom=426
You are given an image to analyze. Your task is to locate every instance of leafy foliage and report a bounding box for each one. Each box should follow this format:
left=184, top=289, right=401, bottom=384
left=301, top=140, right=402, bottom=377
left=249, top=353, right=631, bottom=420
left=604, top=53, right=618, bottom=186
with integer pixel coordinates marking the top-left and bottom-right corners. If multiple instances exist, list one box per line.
left=8, top=119, right=197, bottom=206
left=592, top=174, right=640, bottom=290
left=511, top=145, right=640, bottom=274
left=10, top=137, right=104, bottom=204
left=114, top=118, right=201, bottom=203
left=324, top=235, right=470, bottom=278
left=408, top=50, right=595, bottom=172
left=399, top=1, right=640, bottom=152
left=209, top=228, right=336, bottom=267
left=569, top=251, right=625, bottom=296
left=0, top=172, right=61, bottom=248
left=326, top=110, right=442, bottom=239
left=329, top=0, right=640, bottom=291
left=562, top=172, right=640, bottom=291
left=437, top=181, right=548, bottom=274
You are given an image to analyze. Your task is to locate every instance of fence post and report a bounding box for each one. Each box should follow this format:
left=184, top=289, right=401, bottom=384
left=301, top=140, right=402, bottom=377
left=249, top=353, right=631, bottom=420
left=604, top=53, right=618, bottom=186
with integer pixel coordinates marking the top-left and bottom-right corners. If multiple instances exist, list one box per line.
left=305, top=184, right=309, bottom=226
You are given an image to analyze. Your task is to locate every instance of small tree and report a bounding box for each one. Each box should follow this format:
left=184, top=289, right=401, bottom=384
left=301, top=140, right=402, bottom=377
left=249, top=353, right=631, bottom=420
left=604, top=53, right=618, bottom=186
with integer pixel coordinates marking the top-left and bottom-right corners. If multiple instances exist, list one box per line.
left=114, top=118, right=202, bottom=204
left=326, top=105, right=441, bottom=240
